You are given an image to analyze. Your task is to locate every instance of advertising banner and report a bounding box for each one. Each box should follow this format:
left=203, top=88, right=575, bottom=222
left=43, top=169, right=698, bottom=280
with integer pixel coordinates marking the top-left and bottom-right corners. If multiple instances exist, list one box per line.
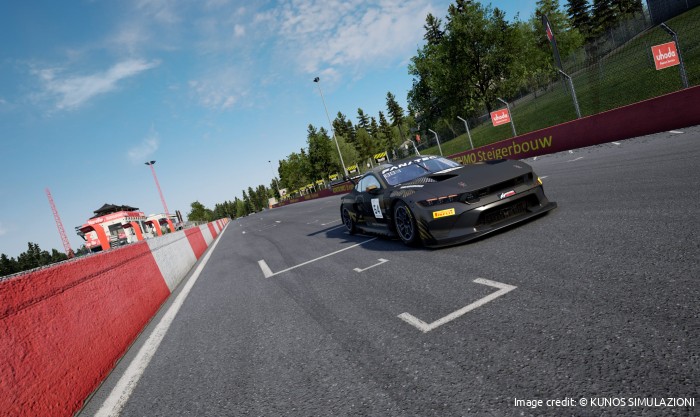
left=490, top=109, right=511, bottom=126
left=652, top=41, right=680, bottom=70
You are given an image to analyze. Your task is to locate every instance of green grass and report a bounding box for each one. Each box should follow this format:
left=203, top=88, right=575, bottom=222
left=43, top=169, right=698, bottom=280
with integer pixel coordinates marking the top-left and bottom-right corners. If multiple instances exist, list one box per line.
left=420, top=6, right=700, bottom=156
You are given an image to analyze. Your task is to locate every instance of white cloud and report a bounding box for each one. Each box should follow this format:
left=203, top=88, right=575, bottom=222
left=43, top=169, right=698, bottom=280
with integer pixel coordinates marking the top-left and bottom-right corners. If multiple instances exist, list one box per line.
left=128, top=128, right=160, bottom=163
left=0, top=222, right=7, bottom=236
left=188, top=67, right=249, bottom=110
left=109, top=22, right=152, bottom=55
left=135, top=0, right=181, bottom=24
left=233, top=24, right=245, bottom=38
left=35, top=59, right=160, bottom=110
left=261, top=0, right=435, bottom=76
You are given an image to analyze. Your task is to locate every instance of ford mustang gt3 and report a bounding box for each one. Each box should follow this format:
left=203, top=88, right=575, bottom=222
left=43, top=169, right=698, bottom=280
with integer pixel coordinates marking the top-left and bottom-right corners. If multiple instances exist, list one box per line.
left=339, top=155, right=557, bottom=247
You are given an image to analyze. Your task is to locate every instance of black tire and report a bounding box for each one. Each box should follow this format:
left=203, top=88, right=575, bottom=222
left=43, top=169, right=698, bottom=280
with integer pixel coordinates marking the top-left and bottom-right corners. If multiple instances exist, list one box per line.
left=341, top=206, right=356, bottom=234
left=393, top=201, right=419, bottom=246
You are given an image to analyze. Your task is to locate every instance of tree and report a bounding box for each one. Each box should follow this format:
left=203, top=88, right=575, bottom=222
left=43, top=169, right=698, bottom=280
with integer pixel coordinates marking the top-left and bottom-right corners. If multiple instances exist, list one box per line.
left=234, top=197, right=246, bottom=217
left=50, top=249, right=68, bottom=263
left=566, top=0, right=592, bottom=39
left=356, top=108, right=370, bottom=132
left=331, top=135, right=359, bottom=175
left=423, top=13, right=444, bottom=45
left=369, top=117, right=378, bottom=141
left=0, top=253, right=17, bottom=277
left=591, top=0, right=616, bottom=37
left=242, top=190, right=254, bottom=214
left=187, top=201, right=213, bottom=222
left=386, top=92, right=406, bottom=143
left=355, top=128, right=380, bottom=164
left=408, top=0, right=528, bottom=128
left=278, top=150, right=309, bottom=192
left=377, top=111, right=396, bottom=150
left=333, top=112, right=356, bottom=145
left=533, top=0, right=584, bottom=61
left=307, top=124, right=336, bottom=180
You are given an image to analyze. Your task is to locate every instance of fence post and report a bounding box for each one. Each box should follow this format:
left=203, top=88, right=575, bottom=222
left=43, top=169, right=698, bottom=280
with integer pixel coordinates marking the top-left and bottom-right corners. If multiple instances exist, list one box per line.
left=497, top=98, right=517, bottom=137
left=428, top=129, right=443, bottom=156
left=558, top=69, right=582, bottom=118
left=660, top=23, right=689, bottom=89
left=457, top=116, right=474, bottom=150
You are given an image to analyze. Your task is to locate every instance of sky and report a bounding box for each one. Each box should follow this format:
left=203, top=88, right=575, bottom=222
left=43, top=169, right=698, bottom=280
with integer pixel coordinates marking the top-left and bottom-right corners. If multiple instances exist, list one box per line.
left=0, top=0, right=538, bottom=257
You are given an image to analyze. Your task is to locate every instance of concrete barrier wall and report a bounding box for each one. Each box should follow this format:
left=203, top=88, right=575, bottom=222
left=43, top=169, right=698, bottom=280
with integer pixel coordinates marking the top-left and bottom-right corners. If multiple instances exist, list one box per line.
left=449, top=85, right=700, bottom=164
left=0, top=219, right=229, bottom=417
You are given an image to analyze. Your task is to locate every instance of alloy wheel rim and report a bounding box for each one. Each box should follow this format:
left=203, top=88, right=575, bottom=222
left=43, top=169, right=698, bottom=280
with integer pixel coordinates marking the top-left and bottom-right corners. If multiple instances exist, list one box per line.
left=342, top=209, right=352, bottom=230
left=396, top=207, right=413, bottom=240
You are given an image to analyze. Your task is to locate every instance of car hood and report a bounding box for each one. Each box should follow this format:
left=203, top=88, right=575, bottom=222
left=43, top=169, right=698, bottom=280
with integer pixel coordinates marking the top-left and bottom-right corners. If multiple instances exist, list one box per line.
left=400, top=160, right=533, bottom=196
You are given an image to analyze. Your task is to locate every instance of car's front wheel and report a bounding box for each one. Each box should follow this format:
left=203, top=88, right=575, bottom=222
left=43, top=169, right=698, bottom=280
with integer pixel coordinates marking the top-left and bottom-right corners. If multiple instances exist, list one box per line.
left=394, top=201, right=419, bottom=246
left=341, top=206, right=356, bottom=234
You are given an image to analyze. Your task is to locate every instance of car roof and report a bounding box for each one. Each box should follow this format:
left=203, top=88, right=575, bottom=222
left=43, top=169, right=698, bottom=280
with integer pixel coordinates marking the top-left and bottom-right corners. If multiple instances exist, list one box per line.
left=366, top=155, right=445, bottom=176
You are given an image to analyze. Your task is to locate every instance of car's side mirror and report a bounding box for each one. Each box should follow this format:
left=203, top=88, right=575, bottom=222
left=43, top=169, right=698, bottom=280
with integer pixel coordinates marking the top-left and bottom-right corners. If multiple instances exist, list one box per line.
left=366, top=185, right=380, bottom=194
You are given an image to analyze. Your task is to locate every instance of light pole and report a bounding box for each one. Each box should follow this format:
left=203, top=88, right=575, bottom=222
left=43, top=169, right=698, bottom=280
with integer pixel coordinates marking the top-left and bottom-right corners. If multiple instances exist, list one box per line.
left=144, top=160, right=170, bottom=215
left=313, top=77, right=348, bottom=177
left=428, top=129, right=443, bottom=156
left=268, top=160, right=281, bottom=198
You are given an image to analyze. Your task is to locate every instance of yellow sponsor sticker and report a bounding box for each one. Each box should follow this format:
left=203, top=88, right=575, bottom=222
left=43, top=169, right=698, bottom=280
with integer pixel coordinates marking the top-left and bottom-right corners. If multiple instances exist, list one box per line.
left=432, top=208, right=456, bottom=219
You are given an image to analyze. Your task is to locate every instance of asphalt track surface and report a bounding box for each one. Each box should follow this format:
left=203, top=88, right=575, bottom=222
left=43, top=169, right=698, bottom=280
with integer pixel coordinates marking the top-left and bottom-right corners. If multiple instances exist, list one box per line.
left=81, top=127, right=699, bottom=417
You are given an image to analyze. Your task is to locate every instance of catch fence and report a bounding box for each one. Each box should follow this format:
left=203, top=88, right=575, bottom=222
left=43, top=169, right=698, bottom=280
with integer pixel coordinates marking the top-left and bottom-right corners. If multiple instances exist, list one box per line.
left=414, top=5, right=700, bottom=157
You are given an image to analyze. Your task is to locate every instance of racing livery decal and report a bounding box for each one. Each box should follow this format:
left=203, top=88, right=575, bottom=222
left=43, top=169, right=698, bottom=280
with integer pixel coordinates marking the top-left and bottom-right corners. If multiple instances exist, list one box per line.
left=371, top=198, right=383, bottom=218
left=432, top=208, right=456, bottom=219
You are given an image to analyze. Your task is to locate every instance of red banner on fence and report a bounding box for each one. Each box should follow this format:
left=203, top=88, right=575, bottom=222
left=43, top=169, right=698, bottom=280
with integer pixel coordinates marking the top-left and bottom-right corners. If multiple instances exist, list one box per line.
left=490, top=109, right=511, bottom=126
left=652, top=41, right=680, bottom=70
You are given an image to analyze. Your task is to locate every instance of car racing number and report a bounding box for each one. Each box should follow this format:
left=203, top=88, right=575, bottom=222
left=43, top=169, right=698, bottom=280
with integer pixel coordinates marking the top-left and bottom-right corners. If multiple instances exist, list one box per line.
left=371, top=198, right=383, bottom=219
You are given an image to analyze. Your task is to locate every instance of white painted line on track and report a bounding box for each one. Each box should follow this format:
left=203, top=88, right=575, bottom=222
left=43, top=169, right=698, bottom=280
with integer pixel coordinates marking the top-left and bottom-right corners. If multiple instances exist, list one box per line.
left=612, top=142, right=620, bottom=145
left=259, top=237, right=377, bottom=278
left=324, top=225, right=345, bottom=232
left=398, top=278, right=516, bottom=333
left=567, top=156, right=583, bottom=162
left=95, top=224, right=228, bottom=417
left=258, top=223, right=279, bottom=232
left=321, top=219, right=340, bottom=226
left=354, top=258, right=388, bottom=273
left=258, top=260, right=274, bottom=278
left=670, top=130, right=684, bottom=134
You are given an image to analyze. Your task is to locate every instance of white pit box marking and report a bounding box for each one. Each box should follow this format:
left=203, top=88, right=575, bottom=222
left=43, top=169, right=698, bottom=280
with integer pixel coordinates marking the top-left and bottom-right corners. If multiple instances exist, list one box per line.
left=398, top=278, right=516, bottom=333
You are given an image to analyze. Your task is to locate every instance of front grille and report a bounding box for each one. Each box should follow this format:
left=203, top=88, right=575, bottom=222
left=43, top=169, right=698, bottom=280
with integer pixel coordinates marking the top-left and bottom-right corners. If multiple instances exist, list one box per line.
left=474, top=173, right=531, bottom=198
left=477, top=195, right=537, bottom=226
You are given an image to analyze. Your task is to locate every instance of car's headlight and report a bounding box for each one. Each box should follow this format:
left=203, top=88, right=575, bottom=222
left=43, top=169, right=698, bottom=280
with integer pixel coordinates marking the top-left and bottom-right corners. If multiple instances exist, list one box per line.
left=418, top=194, right=459, bottom=207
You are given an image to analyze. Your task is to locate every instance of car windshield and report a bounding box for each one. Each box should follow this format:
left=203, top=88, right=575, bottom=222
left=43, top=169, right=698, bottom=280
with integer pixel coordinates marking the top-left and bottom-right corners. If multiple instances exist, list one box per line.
left=381, top=156, right=461, bottom=186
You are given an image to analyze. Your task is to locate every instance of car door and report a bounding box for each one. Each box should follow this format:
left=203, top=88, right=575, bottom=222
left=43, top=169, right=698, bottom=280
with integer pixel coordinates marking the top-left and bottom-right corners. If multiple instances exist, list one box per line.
left=358, top=174, right=388, bottom=226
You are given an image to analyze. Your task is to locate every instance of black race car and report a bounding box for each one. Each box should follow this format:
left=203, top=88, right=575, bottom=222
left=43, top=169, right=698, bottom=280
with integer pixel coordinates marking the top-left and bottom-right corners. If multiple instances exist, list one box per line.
left=339, top=155, right=557, bottom=247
